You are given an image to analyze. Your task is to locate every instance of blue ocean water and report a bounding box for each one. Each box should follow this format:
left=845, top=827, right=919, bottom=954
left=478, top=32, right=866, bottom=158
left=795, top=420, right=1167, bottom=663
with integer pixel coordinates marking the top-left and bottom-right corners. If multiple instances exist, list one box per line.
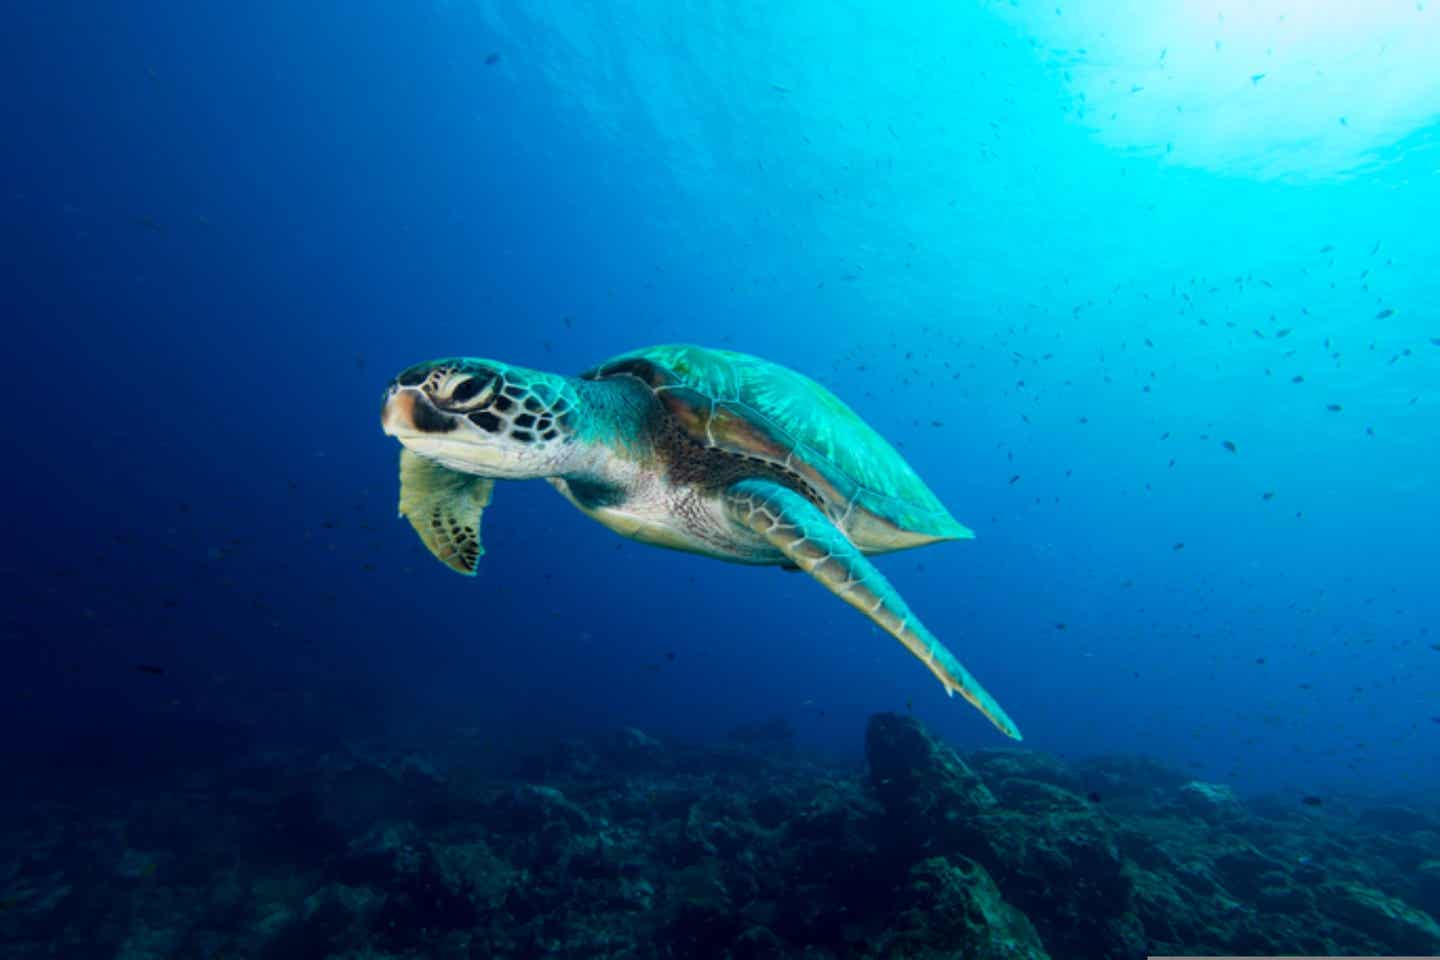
left=5, top=0, right=1439, bottom=815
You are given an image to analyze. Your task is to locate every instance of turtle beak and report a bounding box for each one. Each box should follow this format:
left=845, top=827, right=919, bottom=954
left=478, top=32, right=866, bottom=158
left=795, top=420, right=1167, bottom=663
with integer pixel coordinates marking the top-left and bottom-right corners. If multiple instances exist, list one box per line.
left=381, top=385, right=458, bottom=437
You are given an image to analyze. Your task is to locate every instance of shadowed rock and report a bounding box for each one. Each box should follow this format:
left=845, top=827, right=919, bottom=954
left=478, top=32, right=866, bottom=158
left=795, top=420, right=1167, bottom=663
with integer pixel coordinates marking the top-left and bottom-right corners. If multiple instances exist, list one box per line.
left=864, top=712, right=995, bottom=856
left=1319, top=882, right=1440, bottom=954
left=876, top=855, right=1051, bottom=960
left=1176, top=781, right=1247, bottom=824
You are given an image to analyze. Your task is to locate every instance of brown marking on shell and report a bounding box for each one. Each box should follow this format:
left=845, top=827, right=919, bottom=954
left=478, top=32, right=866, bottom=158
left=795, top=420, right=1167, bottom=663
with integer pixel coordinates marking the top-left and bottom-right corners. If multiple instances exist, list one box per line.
left=590, top=357, right=677, bottom=390
left=708, top=401, right=792, bottom=462
left=656, top=386, right=712, bottom=438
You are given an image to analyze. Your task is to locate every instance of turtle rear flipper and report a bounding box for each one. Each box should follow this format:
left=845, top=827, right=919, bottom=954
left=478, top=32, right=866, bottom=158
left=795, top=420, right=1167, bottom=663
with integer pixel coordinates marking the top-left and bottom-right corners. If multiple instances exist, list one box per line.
left=398, top=449, right=494, bottom=575
left=725, top=478, right=1022, bottom=741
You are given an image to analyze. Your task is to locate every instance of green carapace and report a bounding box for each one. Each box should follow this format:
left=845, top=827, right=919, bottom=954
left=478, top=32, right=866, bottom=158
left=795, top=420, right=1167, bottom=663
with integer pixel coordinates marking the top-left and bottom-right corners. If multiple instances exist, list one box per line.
left=381, top=344, right=1020, bottom=740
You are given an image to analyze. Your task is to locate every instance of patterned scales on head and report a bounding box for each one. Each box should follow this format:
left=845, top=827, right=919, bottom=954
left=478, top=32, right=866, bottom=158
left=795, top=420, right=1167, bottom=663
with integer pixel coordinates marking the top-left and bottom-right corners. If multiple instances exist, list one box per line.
left=583, top=344, right=974, bottom=554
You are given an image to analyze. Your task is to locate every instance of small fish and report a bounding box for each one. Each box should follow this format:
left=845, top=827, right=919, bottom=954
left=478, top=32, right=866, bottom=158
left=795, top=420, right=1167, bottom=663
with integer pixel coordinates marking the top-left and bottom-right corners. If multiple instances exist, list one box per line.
left=1261, top=491, right=1275, bottom=500
left=1300, top=795, right=1324, bottom=807
left=1319, top=244, right=1335, bottom=253
left=1172, top=542, right=1185, bottom=551
left=1291, top=375, right=1304, bottom=383
left=1275, top=328, right=1291, bottom=338
left=134, top=664, right=166, bottom=676
left=1375, top=308, right=1395, bottom=320
left=1254, top=657, right=1266, bottom=664
left=1221, top=440, right=1237, bottom=453
left=1250, top=72, right=1266, bottom=84
left=484, top=52, right=501, bottom=66
left=1326, top=403, right=1343, bottom=412
left=1008, top=474, right=1020, bottom=485
left=1087, top=791, right=1102, bottom=803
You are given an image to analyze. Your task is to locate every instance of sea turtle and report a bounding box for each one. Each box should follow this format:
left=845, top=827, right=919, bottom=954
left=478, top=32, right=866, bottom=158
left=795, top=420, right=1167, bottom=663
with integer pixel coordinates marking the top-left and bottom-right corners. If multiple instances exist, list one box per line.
left=380, top=344, right=1021, bottom=739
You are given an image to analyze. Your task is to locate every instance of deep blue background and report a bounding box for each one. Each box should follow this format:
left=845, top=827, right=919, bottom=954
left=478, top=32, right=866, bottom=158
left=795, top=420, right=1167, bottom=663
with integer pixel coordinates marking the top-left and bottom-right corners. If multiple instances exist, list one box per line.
left=3, top=1, right=1437, bottom=797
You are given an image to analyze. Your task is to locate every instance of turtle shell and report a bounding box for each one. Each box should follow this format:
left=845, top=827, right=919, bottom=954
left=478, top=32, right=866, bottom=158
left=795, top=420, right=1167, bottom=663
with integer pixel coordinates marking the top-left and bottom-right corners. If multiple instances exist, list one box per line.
left=584, top=344, right=972, bottom=551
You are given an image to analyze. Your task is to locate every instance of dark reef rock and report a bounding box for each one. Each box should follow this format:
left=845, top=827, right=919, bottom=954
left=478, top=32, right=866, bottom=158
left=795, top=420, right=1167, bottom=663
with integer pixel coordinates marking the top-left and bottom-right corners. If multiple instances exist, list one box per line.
left=315, top=747, right=450, bottom=834
left=3, top=715, right=1439, bottom=960
left=1417, top=859, right=1440, bottom=916
left=604, top=726, right=669, bottom=773
left=968, top=748, right=1083, bottom=792
left=519, top=737, right=600, bottom=781
left=1175, top=780, right=1247, bottom=825
left=1073, top=753, right=1190, bottom=808
left=875, top=855, right=1051, bottom=960
left=992, top=776, right=1093, bottom=815
left=294, top=883, right=383, bottom=955
left=973, top=804, right=1141, bottom=960
left=865, top=712, right=995, bottom=857
left=1319, top=881, right=1440, bottom=954
left=866, top=713, right=1139, bottom=959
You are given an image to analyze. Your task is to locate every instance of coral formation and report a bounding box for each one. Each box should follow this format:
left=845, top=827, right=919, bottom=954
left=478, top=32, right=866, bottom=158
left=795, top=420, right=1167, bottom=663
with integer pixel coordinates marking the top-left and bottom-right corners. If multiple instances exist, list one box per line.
left=1, top=714, right=1437, bottom=958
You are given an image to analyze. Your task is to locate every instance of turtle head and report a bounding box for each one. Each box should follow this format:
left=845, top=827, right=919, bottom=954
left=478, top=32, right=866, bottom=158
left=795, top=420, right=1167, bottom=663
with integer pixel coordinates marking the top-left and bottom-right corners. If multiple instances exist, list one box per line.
left=381, top=358, right=580, bottom=479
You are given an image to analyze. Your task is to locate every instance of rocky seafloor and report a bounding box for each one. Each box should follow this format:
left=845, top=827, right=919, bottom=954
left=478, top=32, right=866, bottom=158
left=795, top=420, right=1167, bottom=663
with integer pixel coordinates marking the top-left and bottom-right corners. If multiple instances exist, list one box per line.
left=3, top=714, right=1440, bottom=959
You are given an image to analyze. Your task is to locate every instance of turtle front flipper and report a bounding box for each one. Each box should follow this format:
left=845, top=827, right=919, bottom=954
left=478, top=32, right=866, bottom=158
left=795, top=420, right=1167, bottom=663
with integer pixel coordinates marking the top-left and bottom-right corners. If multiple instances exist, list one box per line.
left=398, top=449, right=494, bottom=575
left=724, top=479, right=1022, bottom=741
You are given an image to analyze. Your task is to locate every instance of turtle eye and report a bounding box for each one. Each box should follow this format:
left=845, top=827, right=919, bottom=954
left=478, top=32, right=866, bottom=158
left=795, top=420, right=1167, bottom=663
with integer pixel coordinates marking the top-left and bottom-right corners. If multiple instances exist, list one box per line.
left=448, top=375, right=496, bottom=410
